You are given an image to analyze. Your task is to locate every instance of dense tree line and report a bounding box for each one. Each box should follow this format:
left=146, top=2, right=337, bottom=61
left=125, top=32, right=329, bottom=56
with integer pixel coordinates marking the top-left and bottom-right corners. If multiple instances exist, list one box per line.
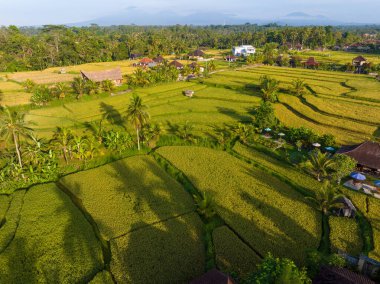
left=0, top=24, right=379, bottom=71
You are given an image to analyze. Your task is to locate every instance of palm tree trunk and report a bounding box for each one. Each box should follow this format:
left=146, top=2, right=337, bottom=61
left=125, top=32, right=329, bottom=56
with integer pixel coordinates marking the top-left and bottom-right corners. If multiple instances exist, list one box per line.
left=136, top=127, right=140, bottom=150
left=13, top=131, right=23, bottom=168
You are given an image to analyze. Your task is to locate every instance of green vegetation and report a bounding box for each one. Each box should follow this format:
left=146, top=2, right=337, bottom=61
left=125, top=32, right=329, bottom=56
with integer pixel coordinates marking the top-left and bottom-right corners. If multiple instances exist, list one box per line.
left=60, top=155, right=195, bottom=240
left=0, top=184, right=103, bottom=283
left=158, top=146, right=321, bottom=265
left=329, top=217, right=362, bottom=256
left=110, top=212, right=205, bottom=283
left=89, top=271, right=114, bottom=284
left=213, top=226, right=262, bottom=278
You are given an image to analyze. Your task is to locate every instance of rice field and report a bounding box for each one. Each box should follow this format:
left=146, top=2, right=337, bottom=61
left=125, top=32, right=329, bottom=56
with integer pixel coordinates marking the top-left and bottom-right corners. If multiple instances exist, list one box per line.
left=157, top=146, right=322, bottom=265
left=329, top=217, right=363, bottom=256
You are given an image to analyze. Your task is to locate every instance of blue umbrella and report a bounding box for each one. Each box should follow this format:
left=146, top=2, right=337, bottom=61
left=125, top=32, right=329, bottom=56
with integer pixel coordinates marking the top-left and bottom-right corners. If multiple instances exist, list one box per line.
left=264, top=128, right=272, bottom=132
left=350, top=172, right=366, bottom=181
left=374, top=180, right=380, bottom=187
left=325, top=146, right=335, bottom=151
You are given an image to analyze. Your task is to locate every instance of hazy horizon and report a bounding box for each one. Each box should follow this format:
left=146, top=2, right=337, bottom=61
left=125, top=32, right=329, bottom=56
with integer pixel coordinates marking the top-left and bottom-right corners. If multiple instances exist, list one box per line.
left=1, top=0, right=380, bottom=26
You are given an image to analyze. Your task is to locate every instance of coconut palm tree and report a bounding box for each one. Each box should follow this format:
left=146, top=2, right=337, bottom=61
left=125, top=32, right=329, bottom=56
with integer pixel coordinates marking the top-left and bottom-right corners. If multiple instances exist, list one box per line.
left=306, top=182, right=344, bottom=215
left=260, top=75, right=279, bottom=103
left=193, top=192, right=216, bottom=219
left=85, top=80, right=100, bottom=95
left=291, top=79, right=306, bottom=97
left=126, top=94, right=149, bottom=150
left=305, top=149, right=335, bottom=181
left=72, top=77, right=86, bottom=99
left=53, top=82, right=68, bottom=99
left=0, top=107, right=32, bottom=169
left=101, top=80, right=115, bottom=92
left=53, top=127, right=72, bottom=164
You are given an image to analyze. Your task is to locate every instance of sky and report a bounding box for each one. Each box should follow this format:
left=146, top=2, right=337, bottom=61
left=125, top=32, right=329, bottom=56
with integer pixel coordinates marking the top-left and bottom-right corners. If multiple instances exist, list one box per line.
left=0, top=0, right=379, bottom=26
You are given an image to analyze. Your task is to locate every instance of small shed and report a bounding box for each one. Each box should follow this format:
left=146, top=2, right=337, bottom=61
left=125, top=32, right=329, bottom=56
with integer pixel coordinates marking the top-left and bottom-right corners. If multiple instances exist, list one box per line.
left=352, top=56, right=368, bottom=74
left=169, top=60, right=184, bottom=70
left=138, top=57, right=154, bottom=66
left=304, top=57, right=319, bottom=68
left=225, top=55, right=237, bottom=62
left=183, top=90, right=194, bottom=97
left=334, top=197, right=357, bottom=218
left=80, top=68, right=123, bottom=86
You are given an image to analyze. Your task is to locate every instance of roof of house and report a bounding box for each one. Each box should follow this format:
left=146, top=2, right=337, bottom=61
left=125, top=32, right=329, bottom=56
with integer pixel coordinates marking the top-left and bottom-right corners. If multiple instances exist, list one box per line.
left=153, top=55, right=164, bottom=63
left=353, top=55, right=367, bottom=62
left=313, top=266, right=375, bottom=284
left=188, top=62, right=198, bottom=68
left=190, top=269, right=235, bottom=284
left=189, top=49, right=205, bottom=57
left=305, top=57, right=318, bottom=66
left=226, top=55, right=237, bottom=59
left=169, top=60, right=183, bottom=68
left=80, top=68, right=122, bottom=82
left=139, top=57, right=154, bottom=64
left=336, top=197, right=356, bottom=211
left=336, top=141, right=380, bottom=169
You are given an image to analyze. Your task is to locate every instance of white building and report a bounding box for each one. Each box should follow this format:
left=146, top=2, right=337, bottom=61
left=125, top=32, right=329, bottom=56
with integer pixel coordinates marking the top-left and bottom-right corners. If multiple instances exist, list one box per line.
left=232, top=45, right=256, bottom=56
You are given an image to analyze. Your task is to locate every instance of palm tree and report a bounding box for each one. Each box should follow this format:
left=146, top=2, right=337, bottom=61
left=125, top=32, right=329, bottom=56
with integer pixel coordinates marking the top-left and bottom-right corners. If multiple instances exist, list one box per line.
left=54, top=82, right=68, bottom=99
left=306, top=182, right=344, bottom=215
left=305, top=149, right=335, bottom=181
left=23, top=134, right=46, bottom=167
left=101, top=80, right=115, bottom=92
left=22, top=79, right=36, bottom=93
left=53, top=127, right=72, bottom=164
left=0, top=107, right=32, bottom=168
left=72, top=77, right=86, bottom=99
left=85, top=80, right=100, bottom=95
left=126, top=94, right=149, bottom=150
left=260, top=76, right=279, bottom=103
left=193, top=192, right=216, bottom=219
left=291, top=79, right=306, bottom=97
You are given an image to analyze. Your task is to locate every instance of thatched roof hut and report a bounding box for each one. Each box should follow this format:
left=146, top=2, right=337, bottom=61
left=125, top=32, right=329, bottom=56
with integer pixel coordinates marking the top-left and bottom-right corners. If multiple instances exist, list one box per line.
left=80, top=68, right=122, bottom=85
left=334, top=197, right=357, bottom=218
left=337, top=141, right=380, bottom=170
left=352, top=55, right=367, bottom=66
left=304, top=57, right=319, bottom=68
left=169, top=60, right=184, bottom=69
left=188, top=49, right=205, bottom=58
left=153, top=55, right=165, bottom=63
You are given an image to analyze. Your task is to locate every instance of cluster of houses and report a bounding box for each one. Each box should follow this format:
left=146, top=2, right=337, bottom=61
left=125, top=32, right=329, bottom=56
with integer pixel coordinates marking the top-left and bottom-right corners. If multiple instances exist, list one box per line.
left=342, top=40, right=380, bottom=53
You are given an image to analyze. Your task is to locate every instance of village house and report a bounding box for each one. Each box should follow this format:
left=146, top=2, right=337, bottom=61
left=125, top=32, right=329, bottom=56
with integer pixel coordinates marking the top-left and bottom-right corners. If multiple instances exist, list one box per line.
left=80, top=68, right=123, bottom=86
left=225, top=55, right=237, bottom=62
left=232, top=45, right=256, bottom=57
left=169, top=60, right=184, bottom=70
left=134, top=57, right=154, bottom=67
left=188, top=49, right=205, bottom=60
left=153, top=55, right=165, bottom=64
left=352, top=55, right=368, bottom=73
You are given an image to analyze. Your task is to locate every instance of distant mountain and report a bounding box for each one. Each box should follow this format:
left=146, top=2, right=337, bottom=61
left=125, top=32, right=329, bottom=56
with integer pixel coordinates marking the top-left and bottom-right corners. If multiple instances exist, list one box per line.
left=68, top=9, right=362, bottom=27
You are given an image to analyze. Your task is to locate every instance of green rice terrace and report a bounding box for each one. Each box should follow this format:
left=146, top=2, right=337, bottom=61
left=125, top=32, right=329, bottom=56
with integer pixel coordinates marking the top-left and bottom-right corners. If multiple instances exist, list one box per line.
left=1, top=64, right=380, bottom=283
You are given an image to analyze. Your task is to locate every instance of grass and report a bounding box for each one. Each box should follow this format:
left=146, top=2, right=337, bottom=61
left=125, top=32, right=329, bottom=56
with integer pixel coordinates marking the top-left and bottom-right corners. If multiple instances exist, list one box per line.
left=0, top=184, right=104, bottom=283
left=110, top=212, right=205, bottom=283
left=0, top=195, right=11, bottom=224
left=213, top=226, right=262, bottom=278
left=157, top=146, right=321, bottom=265
left=89, top=270, right=114, bottom=284
left=329, top=216, right=363, bottom=256
left=60, top=155, right=195, bottom=240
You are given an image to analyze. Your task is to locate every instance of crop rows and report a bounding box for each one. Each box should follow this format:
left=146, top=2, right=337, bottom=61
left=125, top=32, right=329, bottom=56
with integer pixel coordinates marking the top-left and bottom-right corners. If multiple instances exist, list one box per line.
left=329, top=216, right=363, bottom=256
left=0, top=184, right=103, bottom=283
left=157, top=146, right=321, bottom=265
left=60, top=155, right=195, bottom=240
left=213, top=226, right=261, bottom=278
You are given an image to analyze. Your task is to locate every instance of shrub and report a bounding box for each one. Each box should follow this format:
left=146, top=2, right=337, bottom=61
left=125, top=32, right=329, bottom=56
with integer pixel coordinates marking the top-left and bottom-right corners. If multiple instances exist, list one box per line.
left=110, top=212, right=205, bottom=283
left=213, top=226, right=262, bottom=279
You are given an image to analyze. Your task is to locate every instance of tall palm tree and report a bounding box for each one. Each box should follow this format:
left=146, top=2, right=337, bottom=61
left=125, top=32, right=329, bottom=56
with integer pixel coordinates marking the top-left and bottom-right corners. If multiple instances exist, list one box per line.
left=0, top=107, right=32, bottom=168
left=260, top=76, right=279, bottom=103
left=85, top=80, right=100, bottom=95
left=306, top=182, right=344, bottom=215
left=126, top=94, right=149, bottom=150
left=101, top=80, right=115, bottom=92
left=305, top=149, right=335, bottom=181
left=291, top=79, right=306, bottom=97
left=54, top=82, right=68, bottom=99
left=53, top=127, right=72, bottom=164
left=72, top=77, right=86, bottom=99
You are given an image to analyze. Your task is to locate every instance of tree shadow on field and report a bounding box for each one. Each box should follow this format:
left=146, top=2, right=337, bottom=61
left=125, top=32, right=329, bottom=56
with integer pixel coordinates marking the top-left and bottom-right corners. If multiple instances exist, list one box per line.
left=106, top=157, right=205, bottom=283
left=216, top=107, right=252, bottom=123
left=99, top=102, right=125, bottom=129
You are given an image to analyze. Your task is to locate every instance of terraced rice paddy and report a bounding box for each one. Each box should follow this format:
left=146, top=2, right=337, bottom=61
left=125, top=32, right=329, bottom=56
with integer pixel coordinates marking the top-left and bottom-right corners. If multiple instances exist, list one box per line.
left=157, top=146, right=322, bottom=265
left=329, top=217, right=363, bottom=256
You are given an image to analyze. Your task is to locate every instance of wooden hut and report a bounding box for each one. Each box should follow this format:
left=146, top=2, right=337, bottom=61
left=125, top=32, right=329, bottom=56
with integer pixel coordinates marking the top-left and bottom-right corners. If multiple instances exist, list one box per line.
left=80, top=68, right=123, bottom=86
left=153, top=55, right=165, bottom=64
left=169, top=60, right=184, bottom=70
left=304, top=57, right=319, bottom=69
left=333, top=197, right=356, bottom=218
left=225, top=55, right=237, bottom=62
left=352, top=55, right=368, bottom=73
left=336, top=141, right=380, bottom=172
left=188, top=49, right=205, bottom=60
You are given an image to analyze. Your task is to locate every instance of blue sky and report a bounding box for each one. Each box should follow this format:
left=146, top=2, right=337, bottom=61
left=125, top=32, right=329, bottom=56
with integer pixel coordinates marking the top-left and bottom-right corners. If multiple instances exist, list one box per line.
left=1, top=0, right=379, bottom=25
